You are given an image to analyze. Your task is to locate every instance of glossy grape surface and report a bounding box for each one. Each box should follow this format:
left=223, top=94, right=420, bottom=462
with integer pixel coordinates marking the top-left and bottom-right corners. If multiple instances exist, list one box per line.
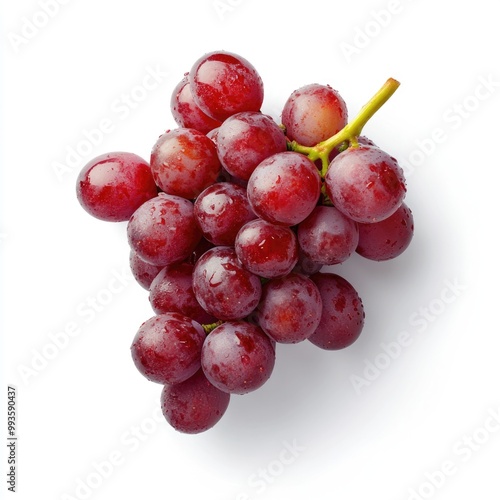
left=256, top=273, right=322, bottom=344
left=194, top=182, right=256, bottom=246
left=282, top=83, right=348, bottom=147
left=127, top=193, right=202, bottom=266
left=356, top=202, right=414, bottom=261
left=201, top=321, right=275, bottom=394
left=189, top=51, right=264, bottom=121
left=129, top=249, right=164, bottom=290
left=161, top=369, right=230, bottom=434
left=149, top=263, right=215, bottom=324
left=247, top=152, right=321, bottom=226
left=235, top=219, right=298, bottom=279
left=130, top=313, right=205, bottom=384
left=298, top=205, right=359, bottom=265
left=76, top=152, right=158, bottom=222
left=216, top=111, right=287, bottom=181
left=170, top=75, right=222, bottom=134
left=150, top=128, right=221, bottom=199
left=308, top=273, right=365, bottom=350
left=325, top=145, right=406, bottom=223
left=192, top=247, right=262, bottom=320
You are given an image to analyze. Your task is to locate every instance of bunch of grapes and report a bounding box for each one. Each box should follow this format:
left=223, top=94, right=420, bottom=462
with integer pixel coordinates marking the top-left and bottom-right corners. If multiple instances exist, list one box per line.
left=76, top=51, right=414, bottom=434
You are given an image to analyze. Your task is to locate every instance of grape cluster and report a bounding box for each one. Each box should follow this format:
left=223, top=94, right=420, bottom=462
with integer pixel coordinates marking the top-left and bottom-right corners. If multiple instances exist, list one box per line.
left=76, top=50, right=414, bottom=434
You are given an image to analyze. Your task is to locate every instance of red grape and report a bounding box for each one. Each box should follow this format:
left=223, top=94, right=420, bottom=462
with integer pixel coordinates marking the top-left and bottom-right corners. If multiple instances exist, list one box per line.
left=149, top=263, right=216, bottom=324
left=150, top=128, right=221, bottom=199
left=247, top=152, right=321, bottom=226
left=216, top=111, right=287, bottom=181
left=170, top=75, right=222, bottom=134
left=201, top=321, right=275, bottom=394
left=325, top=145, right=406, bottom=223
left=281, top=83, right=348, bottom=147
left=127, top=193, right=202, bottom=266
left=297, top=205, right=359, bottom=265
left=194, top=182, right=256, bottom=246
left=130, top=313, right=205, bottom=384
left=129, top=249, right=164, bottom=290
left=356, top=202, right=414, bottom=261
left=192, top=247, right=261, bottom=320
left=256, top=273, right=322, bottom=344
left=308, top=273, right=365, bottom=350
left=76, top=152, right=158, bottom=222
left=189, top=51, right=264, bottom=121
left=235, top=219, right=298, bottom=279
left=161, top=369, right=230, bottom=434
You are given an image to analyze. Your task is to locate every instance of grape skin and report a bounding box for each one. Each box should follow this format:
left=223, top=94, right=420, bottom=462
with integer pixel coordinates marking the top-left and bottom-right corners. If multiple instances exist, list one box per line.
left=129, top=249, right=164, bottom=290
left=192, top=247, right=262, bottom=321
left=170, top=75, right=222, bottom=134
left=308, top=273, right=365, bottom=350
left=325, top=145, right=407, bottom=223
left=216, top=111, right=287, bottom=181
left=149, top=263, right=216, bottom=324
left=201, top=321, right=275, bottom=394
left=127, top=193, right=202, bottom=267
left=161, top=369, right=230, bottom=434
left=281, top=83, right=348, bottom=147
left=76, top=152, right=158, bottom=222
left=356, top=202, right=414, bottom=261
left=189, top=51, right=264, bottom=122
left=247, top=151, right=321, bottom=226
left=256, top=273, right=322, bottom=344
left=297, top=205, right=359, bottom=266
left=194, top=182, right=256, bottom=246
left=235, top=219, right=299, bottom=279
left=150, top=128, right=221, bottom=199
left=130, top=313, right=206, bottom=385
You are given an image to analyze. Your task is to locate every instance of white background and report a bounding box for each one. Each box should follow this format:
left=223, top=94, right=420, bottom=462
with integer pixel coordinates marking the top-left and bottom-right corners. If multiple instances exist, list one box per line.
left=1, top=1, right=500, bottom=499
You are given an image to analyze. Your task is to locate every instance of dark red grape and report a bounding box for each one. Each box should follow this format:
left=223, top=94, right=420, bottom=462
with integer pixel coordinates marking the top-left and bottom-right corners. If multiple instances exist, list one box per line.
left=129, top=249, right=164, bottom=290
left=235, top=219, right=298, bottom=279
left=308, top=273, right=365, bottom=350
left=149, top=263, right=216, bottom=324
left=76, top=152, right=158, bottom=222
left=216, top=111, right=287, bottom=181
left=293, top=250, right=323, bottom=276
left=170, top=75, right=222, bottom=134
left=247, top=152, right=321, bottom=226
left=189, top=51, right=264, bottom=121
left=356, top=202, right=414, bottom=261
left=194, top=182, right=256, bottom=246
left=201, top=321, right=275, bottom=394
left=127, top=193, right=202, bottom=266
left=281, top=83, right=348, bottom=147
left=161, top=369, right=230, bottom=434
left=130, top=313, right=206, bottom=384
left=256, top=273, right=322, bottom=344
left=150, top=128, right=221, bottom=199
left=325, top=145, right=406, bottom=223
left=192, top=247, right=261, bottom=320
left=297, top=205, right=359, bottom=265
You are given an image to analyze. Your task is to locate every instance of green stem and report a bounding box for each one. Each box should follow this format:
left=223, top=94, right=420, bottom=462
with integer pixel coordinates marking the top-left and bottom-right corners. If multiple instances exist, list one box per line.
left=202, top=320, right=224, bottom=334
left=288, top=77, right=400, bottom=177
